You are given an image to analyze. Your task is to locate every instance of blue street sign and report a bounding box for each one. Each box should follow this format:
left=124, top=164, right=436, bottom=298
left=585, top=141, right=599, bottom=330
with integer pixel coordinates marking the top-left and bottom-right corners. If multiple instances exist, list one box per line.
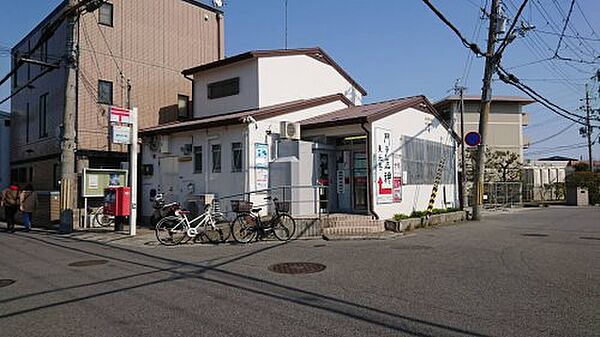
left=465, top=131, right=481, bottom=147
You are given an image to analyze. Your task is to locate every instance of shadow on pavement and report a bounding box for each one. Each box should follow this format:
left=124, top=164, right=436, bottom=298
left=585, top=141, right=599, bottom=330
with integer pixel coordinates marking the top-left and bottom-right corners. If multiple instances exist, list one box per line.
left=0, top=231, right=491, bottom=337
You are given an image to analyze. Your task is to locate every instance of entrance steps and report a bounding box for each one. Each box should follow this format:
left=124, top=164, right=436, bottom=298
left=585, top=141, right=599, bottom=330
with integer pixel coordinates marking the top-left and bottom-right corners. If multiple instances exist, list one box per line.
left=322, top=213, right=385, bottom=236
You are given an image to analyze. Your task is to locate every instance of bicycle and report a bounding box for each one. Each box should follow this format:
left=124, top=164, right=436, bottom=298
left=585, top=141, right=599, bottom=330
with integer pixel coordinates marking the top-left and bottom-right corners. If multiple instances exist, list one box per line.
left=89, top=206, right=114, bottom=227
left=230, top=197, right=296, bottom=244
left=155, top=203, right=230, bottom=246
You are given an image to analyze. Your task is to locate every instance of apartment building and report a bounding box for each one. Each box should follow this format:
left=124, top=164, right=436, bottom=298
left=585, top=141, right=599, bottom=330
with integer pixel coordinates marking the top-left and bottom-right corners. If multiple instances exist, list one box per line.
left=0, top=111, right=9, bottom=191
left=10, top=0, right=223, bottom=192
left=434, top=95, right=534, bottom=159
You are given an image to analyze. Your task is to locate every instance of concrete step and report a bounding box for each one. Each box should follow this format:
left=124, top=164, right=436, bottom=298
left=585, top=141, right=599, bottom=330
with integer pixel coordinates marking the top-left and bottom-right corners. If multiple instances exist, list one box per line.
left=323, top=214, right=384, bottom=229
left=322, top=225, right=385, bottom=236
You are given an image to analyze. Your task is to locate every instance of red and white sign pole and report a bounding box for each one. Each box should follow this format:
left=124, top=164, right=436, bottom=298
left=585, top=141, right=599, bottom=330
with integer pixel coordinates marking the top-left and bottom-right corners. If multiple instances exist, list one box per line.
left=129, top=107, right=138, bottom=236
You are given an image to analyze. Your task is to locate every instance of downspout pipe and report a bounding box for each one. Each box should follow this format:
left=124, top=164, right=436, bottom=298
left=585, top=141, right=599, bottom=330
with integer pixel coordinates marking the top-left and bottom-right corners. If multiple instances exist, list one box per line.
left=361, top=121, right=380, bottom=220
left=184, top=74, right=194, bottom=119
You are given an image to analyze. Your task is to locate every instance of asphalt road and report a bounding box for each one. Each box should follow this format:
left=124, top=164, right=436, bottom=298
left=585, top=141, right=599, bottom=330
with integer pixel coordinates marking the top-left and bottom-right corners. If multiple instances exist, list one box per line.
left=1, top=206, right=599, bottom=337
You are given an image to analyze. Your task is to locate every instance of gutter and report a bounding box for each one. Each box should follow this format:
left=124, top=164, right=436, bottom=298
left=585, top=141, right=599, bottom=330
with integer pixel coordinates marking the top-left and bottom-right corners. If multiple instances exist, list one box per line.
left=360, top=121, right=379, bottom=220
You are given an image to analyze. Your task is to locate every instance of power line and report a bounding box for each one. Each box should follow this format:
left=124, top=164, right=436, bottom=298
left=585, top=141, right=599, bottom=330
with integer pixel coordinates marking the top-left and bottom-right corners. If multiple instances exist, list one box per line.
left=528, top=122, right=576, bottom=145
left=420, top=0, right=484, bottom=57
left=535, top=29, right=600, bottom=42
left=553, top=0, right=576, bottom=57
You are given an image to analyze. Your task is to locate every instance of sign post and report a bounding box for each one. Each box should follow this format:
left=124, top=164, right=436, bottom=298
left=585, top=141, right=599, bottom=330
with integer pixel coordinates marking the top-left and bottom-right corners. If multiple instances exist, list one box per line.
left=129, top=108, right=138, bottom=236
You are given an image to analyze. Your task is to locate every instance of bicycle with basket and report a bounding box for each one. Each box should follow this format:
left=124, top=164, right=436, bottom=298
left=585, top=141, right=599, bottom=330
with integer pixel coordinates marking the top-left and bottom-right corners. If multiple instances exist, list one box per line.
left=229, top=196, right=296, bottom=243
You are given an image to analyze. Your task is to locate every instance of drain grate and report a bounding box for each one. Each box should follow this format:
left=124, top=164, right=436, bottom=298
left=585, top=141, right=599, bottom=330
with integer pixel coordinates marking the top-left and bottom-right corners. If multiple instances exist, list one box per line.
left=0, top=279, right=16, bottom=288
left=68, top=260, right=109, bottom=267
left=522, top=233, right=548, bottom=237
left=391, top=245, right=433, bottom=250
left=580, top=236, right=600, bottom=241
left=268, top=262, right=326, bottom=274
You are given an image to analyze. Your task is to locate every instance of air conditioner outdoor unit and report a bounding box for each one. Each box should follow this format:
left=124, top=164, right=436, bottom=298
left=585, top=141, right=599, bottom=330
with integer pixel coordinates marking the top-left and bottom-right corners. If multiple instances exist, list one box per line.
left=280, top=121, right=300, bottom=140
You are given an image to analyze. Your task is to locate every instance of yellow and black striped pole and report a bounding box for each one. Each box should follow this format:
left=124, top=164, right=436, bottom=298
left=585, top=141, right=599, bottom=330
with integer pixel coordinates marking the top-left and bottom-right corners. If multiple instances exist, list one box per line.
left=426, top=154, right=448, bottom=216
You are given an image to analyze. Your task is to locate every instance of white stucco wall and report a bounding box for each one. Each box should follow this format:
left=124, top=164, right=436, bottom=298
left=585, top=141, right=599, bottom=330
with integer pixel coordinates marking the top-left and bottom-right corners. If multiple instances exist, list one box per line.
left=192, top=60, right=259, bottom=118
left=258, top=55, right=362, bottom=107
left=141, top=124, right=248, bottom=217
left=370, top=108, right=458, bottom=220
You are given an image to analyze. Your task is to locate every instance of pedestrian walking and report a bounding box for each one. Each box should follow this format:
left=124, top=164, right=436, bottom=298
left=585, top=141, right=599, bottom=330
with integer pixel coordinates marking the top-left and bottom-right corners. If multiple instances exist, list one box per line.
left=19, top=184, right=38, bottom=232
left=1, top=183, right=19, bottom=233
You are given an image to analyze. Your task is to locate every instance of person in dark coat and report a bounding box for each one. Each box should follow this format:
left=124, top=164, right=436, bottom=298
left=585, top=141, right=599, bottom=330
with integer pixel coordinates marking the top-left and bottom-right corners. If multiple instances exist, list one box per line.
left=1, top=182, right=19, bottom=233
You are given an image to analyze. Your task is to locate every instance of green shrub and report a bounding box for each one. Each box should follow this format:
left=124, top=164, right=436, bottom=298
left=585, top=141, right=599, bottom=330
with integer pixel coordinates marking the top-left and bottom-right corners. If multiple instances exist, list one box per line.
left=566, top=171, right=600, bottom=205
left=393, top=213, right=410, bottom=221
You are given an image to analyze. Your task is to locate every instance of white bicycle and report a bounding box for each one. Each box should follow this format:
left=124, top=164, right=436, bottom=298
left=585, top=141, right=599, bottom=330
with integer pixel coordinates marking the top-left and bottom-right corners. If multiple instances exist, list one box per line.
left=155, top=204, right=230, bottom=246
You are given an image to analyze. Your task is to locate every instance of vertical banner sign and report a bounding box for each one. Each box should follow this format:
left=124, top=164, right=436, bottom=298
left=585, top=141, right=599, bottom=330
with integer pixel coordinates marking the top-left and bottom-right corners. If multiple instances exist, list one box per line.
left=375, top=128, right=393, bottom=204
left=393, top=153, right=402, bottom=203
left=255, top=143, right=269, bottom=190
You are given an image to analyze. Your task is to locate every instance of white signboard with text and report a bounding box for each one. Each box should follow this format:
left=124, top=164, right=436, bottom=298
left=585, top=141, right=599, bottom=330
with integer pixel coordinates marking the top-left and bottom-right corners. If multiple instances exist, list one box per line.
left=375, top=128, right=393, bottom=204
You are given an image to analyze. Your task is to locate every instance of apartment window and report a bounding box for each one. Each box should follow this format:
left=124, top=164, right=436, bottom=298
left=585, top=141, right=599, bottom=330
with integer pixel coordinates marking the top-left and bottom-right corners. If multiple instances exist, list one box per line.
left=211, top=144, right=221, bottom=173
left=26, top=103, right=30, bottom=142
left=193, top=146, right=202, bottom=173
left=207, top=77, right=239, bottom=99
left=98, top=80, right=113, bottom=105
left=39, top=93, right=48, bottom=138
left=98, top=2, right=114, bottom=27
left=178, top=94, right=190, bottom=119
left=231, top=142, right=243, bottom=172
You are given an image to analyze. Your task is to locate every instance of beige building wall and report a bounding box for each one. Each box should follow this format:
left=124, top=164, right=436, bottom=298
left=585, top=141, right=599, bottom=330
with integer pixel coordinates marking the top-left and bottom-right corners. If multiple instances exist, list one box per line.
left=10, top=0, right=223, bottom=191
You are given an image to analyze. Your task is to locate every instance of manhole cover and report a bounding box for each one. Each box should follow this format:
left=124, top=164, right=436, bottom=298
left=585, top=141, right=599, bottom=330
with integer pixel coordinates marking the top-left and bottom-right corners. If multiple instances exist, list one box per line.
left=580, top=236, right=600, bottom=241
left=522, top=233, right=548, bottom=237
left=68, top=260, right=109, bottom=267
left=0, top=279, right=16, bottom=288
left=391, top=245, right=433, bottom=250
left=268, top=262, right=326, bottom=274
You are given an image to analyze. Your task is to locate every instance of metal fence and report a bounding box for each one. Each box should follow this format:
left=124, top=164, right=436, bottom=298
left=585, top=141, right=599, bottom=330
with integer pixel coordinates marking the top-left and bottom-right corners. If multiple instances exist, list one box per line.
left=206, top=185, right=329, bottom=221
left=522, top=183, right=565, bottom=202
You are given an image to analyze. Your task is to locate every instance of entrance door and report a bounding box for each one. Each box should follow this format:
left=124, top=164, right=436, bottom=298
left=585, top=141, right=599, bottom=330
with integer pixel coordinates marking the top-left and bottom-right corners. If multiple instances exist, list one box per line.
left=352, top=152, right=368, bottom=211
left=159, top=156, right=179, bottom=199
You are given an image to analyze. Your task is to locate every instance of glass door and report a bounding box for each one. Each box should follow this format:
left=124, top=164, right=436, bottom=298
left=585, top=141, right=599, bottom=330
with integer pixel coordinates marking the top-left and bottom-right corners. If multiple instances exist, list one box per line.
left=352, top=152, right=368, bottom=211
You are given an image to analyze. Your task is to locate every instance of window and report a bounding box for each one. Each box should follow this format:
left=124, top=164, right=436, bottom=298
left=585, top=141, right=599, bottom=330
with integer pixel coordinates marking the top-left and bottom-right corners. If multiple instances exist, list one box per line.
left=26, top=103, right=29, bottom=142
left=211, top=144, right=221, bottom=173
left=207, top=77, right=239, bottom=99
left=193, top=146, right=202, bottom=173
left=39, top=93, right=48, bottom=138
left=231, top=142, right=243, bottom=172
left=98, top=80, right=113, bottom=105
left=4, top=120, right=10, bottom=127
left=178, top=94, right=190, bottom=119
left=98, top=2, right=113, bottom=26
left=401, top=137, right=455, bottom=185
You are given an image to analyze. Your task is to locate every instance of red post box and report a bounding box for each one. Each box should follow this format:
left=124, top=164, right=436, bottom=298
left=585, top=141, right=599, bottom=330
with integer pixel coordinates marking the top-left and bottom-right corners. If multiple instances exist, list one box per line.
left=103, top=187, right=131, bottom=217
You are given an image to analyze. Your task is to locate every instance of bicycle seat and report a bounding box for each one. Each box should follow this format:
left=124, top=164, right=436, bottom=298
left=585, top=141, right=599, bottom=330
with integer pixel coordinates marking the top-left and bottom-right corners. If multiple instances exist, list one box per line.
left=178, top=210, right=191, bottom=214
left=251, top=208, right=262, bottom=213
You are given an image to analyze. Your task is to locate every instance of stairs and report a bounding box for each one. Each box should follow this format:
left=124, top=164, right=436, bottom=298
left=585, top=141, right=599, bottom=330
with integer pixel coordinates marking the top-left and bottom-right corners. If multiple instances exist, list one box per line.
left=322, top=214, right=385, bottom=236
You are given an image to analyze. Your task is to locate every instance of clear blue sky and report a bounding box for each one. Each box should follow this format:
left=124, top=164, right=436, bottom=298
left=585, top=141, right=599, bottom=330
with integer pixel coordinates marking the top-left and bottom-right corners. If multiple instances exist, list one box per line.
left=1, top=0, right=599, bottom=160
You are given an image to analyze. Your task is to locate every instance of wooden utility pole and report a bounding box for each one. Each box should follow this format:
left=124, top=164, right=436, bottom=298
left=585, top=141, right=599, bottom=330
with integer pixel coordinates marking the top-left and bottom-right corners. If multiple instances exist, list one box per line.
left=584, top=84, right=593, bottom=172
left=59, top=0, right=80, bottom=232
left=472, top=0, right=501, bottom=220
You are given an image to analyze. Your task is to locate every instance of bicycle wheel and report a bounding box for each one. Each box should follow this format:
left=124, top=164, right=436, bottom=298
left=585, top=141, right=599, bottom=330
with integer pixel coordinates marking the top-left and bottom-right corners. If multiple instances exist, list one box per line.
left=94, top=207, right=114, bottom=227
left=231, top=213, right=257, bottom=244
left=155, top=216, right=188, bottom=246
left=203, top=223, right=226, bottom=244
left=272, top=213, right=296, bottom=241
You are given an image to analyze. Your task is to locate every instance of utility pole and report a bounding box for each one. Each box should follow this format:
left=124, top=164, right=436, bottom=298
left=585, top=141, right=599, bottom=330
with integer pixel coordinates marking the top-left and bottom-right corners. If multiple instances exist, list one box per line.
left=59, top=0, right=80, bottom=233
left=126, top=79, right=138, bottom=236
left=454, top=83, right=468, bottom=209
left=584, top=84, right=593, bottom=172
left=472, top=0, right=501, bottom=220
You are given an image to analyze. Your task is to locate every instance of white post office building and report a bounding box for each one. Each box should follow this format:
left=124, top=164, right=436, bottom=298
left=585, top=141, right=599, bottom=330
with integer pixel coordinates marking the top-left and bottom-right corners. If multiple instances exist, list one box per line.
left=140, top=48, right=458, bottom=226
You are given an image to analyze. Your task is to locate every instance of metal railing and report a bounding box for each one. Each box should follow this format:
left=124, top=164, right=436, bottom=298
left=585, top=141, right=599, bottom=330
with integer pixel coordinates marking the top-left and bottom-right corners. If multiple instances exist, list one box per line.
left=208, top=185, right=330, bottom=220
